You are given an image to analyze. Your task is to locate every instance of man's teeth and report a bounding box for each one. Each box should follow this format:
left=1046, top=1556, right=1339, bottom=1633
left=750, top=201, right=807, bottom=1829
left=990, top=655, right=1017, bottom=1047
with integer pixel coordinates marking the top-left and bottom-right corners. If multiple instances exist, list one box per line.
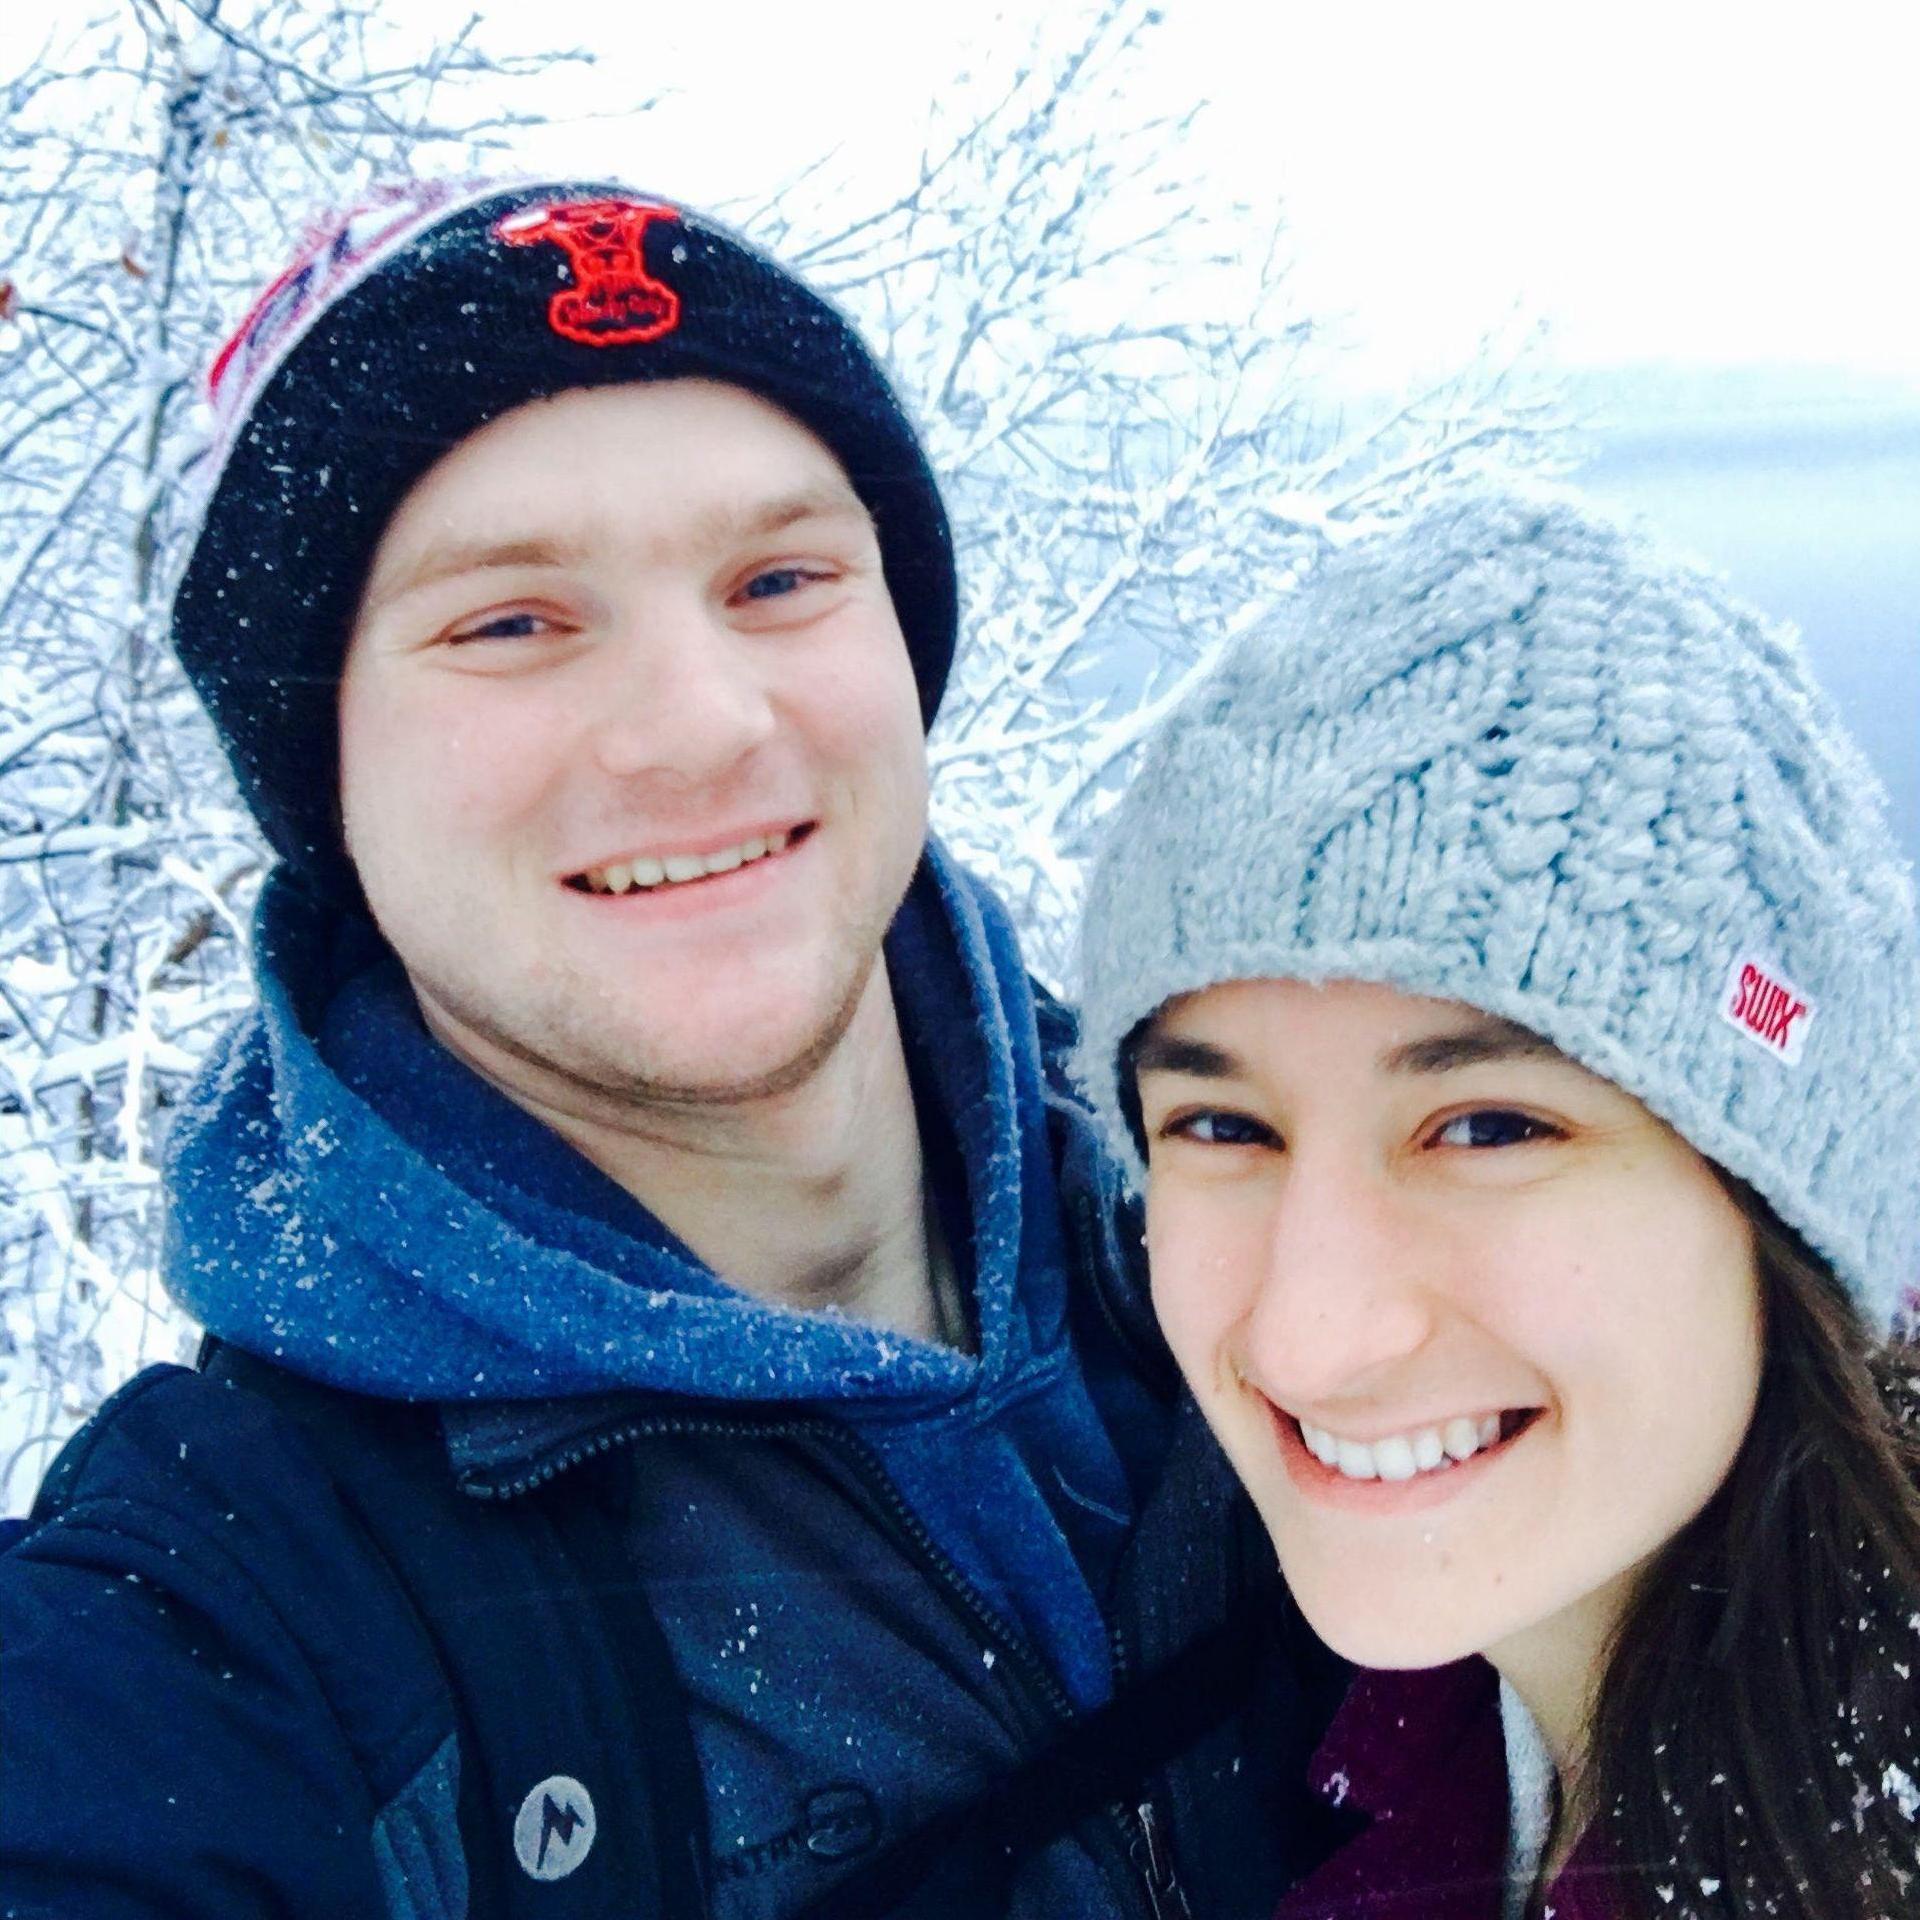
left=1299, top=1413, right=1507, bottom=1483
left=581, top=831, right=789, bottom=895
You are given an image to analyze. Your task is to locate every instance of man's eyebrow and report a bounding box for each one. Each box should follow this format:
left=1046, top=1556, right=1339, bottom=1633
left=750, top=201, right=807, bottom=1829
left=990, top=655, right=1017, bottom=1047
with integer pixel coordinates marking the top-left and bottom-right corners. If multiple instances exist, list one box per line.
left=367, top=535, right=589, bottom=609
left=1381, top=1015, right=1565, bottom=1076
left=1130, top=1031, right=1245, bottom=1080
left=368, top=486, right=874, bottom=612
left=693, top=484, right=873, bottom=550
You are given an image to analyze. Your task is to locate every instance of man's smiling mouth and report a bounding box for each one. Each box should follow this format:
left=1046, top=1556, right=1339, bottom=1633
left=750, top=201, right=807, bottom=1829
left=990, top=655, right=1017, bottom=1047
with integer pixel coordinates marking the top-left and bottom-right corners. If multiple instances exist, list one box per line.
left=565, top=823, right=814, bottom=895
left=1295, top=1407, right=1543, bottom=1484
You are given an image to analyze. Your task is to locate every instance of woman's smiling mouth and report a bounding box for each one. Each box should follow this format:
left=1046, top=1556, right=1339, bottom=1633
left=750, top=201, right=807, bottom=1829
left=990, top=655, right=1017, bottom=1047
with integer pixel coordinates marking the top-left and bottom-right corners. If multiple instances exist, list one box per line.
left=1275, top=1405, right=1544, bottom=1503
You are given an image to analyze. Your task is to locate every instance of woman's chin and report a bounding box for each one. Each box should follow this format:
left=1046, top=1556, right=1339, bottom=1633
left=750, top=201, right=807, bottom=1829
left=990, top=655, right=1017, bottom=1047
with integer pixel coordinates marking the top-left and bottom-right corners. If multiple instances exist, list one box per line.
left=1291, top=1591, right=1491, bottom=1673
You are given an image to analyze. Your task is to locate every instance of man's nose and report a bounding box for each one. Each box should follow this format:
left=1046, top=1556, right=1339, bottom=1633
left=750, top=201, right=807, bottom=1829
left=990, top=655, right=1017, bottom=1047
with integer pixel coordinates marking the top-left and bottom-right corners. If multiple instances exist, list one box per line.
left=1236, top=1159, right=1439, bottom=1409
left=585, top=603, right=778, bottom=784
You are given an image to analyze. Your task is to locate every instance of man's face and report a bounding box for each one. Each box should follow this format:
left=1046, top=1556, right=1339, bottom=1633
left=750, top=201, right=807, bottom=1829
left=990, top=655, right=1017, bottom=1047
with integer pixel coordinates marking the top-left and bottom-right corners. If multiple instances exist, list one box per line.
left=339, top=379, right=930, bottom=1107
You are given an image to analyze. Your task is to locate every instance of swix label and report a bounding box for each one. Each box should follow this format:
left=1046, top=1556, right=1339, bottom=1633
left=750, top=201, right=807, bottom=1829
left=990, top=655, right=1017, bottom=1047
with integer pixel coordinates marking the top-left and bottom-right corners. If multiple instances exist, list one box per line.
left=1719, top=953, right=1816, bottom=1066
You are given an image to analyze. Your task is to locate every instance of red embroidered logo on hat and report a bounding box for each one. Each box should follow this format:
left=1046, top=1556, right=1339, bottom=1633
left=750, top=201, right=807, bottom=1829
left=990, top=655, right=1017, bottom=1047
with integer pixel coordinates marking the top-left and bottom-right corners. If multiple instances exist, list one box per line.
left=494, top=198, right=682, bottom=347
left=1719, top=953, right=1816, bottom=1066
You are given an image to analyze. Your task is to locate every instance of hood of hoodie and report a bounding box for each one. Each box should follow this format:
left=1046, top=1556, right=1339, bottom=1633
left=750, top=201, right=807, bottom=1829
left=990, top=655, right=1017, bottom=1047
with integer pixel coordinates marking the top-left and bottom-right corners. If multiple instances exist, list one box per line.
left=163, top=839, right=1081, bottom=1410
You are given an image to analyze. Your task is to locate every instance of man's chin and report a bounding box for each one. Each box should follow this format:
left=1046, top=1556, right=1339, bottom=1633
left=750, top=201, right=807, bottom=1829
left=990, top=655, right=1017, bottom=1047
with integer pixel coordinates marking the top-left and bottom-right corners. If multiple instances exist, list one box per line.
left=591, top=1028, right=849, bottom=1107
left=413, top=966, right=877, bottom=1114
left=591, top=966, right=881, bottom=1106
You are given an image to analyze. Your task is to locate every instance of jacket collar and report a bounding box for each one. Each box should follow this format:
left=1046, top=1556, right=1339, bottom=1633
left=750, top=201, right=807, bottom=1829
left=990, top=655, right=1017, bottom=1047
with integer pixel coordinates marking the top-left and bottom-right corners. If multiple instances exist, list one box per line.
left=166, top=841, right=1165, bottom=1462
left=440, top=1062, right=1166, bottom=1495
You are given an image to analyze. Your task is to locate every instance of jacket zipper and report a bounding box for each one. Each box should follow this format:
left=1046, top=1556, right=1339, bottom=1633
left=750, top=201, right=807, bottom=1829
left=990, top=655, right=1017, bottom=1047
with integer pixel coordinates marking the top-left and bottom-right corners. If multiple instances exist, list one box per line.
left=1128, top=1798, right=1194, bottom=1920
left=469, top=1406, right=1185, bottom=1917
left=1063, top=1181, right=1194, bottom=1917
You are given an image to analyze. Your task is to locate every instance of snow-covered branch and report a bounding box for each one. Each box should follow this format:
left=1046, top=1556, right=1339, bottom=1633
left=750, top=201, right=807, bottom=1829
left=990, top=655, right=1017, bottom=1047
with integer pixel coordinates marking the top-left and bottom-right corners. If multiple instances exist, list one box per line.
left=0, top=0, right=589, bottom=1510
left=742, top=0, right=1567, bottom=986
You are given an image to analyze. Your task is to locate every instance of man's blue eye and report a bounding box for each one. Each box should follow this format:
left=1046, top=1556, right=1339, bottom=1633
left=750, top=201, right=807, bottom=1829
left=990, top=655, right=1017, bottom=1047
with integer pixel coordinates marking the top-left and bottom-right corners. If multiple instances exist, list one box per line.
left=451, top=611, right=545, bottom=643
left=1434, top=1109, right=1551, bottom=1149
left=742, top=567, right=817, bottom=601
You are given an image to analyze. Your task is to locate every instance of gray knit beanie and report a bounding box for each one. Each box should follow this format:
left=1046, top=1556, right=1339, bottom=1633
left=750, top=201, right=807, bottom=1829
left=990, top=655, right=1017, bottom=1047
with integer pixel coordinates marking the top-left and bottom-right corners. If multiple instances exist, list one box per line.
left=1075, top=487, right=1920, bottom=1332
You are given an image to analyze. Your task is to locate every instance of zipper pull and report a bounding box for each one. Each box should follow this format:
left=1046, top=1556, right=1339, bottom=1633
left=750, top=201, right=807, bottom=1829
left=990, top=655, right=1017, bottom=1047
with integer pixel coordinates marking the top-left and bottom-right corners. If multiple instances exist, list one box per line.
left=1130, top=1800, right=1192, bottom=1920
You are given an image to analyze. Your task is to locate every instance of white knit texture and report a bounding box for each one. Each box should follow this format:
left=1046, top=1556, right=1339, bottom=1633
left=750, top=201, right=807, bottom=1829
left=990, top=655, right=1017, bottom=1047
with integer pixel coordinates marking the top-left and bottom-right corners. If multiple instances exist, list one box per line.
left=1076, top=488, right=1920, bottom=1330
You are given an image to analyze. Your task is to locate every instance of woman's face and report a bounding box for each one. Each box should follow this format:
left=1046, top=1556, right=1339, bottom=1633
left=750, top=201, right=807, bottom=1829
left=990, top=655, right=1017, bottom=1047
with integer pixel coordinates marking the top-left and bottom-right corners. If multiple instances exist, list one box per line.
left=1137, top=977, right=1763, bottom=1674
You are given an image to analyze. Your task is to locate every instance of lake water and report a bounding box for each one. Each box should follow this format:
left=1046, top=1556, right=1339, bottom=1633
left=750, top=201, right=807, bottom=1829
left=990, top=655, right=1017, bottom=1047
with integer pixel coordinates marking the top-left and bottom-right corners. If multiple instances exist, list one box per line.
left=1576, top=390, right=1920, bottom=870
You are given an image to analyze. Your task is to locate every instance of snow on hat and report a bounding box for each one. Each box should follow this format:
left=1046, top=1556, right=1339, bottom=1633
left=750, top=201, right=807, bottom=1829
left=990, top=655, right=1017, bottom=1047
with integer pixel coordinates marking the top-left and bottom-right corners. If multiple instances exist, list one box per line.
left=1075, top=485, right=1920, bottom=1331
left=171, top=179, right=957, bottom=894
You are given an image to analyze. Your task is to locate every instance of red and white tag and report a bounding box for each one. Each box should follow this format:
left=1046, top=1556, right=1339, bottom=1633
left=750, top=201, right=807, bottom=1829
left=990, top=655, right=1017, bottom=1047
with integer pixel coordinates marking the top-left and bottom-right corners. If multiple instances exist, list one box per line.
left=1719, top=954, right=1816, bottom=1066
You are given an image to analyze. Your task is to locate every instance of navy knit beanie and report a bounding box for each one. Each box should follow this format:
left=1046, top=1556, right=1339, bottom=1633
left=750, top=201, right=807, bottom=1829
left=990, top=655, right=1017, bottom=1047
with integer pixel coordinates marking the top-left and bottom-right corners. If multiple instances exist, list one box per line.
left=171, top=179, right=957, bottom=897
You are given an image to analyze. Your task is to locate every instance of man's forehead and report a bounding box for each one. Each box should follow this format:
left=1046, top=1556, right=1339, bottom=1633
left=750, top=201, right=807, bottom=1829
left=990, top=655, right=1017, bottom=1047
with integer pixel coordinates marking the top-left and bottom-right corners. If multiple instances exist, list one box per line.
left=356, top=379, right=875, bottom=600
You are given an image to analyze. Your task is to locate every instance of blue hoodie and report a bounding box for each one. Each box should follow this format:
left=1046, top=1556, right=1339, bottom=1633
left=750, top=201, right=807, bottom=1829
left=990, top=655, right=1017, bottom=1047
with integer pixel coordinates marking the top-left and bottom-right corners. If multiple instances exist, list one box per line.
left=164, top=840, right=1142, bottom=1713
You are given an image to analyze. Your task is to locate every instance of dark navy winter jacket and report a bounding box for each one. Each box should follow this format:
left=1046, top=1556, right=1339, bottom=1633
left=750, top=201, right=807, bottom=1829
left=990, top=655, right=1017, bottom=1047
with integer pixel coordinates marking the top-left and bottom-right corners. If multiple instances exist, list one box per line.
left=0, top=845, right=1341, bottom=1918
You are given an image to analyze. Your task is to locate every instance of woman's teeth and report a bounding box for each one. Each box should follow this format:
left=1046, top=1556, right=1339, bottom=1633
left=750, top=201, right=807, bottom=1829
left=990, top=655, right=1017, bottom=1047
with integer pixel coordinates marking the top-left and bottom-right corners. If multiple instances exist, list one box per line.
left=1298, top=1413, right=1511, bottom=1483
left=579, top=830, right=789, bottom=895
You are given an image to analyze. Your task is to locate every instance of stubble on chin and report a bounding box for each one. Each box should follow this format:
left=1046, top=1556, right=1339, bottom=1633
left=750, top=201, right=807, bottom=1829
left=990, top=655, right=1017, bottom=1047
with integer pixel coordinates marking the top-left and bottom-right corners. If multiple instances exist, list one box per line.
left=408, top=943, right=885, bottom=1118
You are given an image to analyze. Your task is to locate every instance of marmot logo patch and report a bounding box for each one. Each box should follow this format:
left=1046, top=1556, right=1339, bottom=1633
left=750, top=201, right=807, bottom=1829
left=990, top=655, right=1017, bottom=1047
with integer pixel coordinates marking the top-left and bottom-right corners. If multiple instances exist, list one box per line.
left=495, top=198, right=682, bottom=347
left=1720, top=954, right=1816, bottom=1065
left=513, top=1774, right=596, bottom=1881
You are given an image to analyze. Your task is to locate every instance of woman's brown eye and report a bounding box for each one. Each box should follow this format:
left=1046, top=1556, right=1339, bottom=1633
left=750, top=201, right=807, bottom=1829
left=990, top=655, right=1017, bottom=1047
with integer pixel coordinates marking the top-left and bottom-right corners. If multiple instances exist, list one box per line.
left=1433, top=1109, right=1553, bottom=1149
left=1169, top=1110, right=1272, bottom=1147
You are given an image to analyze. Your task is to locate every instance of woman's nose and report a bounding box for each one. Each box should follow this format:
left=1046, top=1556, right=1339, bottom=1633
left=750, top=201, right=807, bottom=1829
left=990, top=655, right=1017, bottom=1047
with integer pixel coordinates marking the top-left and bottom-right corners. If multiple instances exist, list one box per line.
left=1235, top=1164, right=1440, bottom=1409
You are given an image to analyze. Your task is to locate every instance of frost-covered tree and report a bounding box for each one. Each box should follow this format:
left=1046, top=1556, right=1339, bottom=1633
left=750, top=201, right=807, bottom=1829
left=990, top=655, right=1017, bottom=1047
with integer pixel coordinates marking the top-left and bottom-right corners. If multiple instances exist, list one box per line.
left=746, top=0, right=1566, bottom=985
left=0, top=0, right=583, bottom=1507
left=0, top=0, right=1562, bottom=1508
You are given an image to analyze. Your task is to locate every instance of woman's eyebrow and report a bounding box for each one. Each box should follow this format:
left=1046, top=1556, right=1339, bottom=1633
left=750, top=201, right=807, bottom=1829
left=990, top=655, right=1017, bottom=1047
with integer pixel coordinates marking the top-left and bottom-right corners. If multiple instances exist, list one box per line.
left=1131, top=1032, right=1243, bottom=1079
left=1381, top=1016, right=1565, bottom=1077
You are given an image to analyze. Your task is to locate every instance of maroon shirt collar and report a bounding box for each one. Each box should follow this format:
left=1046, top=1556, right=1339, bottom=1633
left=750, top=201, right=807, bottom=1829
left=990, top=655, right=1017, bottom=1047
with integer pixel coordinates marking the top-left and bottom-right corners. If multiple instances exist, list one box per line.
left=1276, top=1659, right=1622, bottom=1920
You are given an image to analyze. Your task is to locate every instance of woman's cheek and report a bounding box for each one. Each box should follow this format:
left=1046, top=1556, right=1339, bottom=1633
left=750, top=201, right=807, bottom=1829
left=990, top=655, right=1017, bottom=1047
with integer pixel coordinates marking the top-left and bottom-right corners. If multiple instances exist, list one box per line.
left=1146, top=1196, right=1246, bottom=1392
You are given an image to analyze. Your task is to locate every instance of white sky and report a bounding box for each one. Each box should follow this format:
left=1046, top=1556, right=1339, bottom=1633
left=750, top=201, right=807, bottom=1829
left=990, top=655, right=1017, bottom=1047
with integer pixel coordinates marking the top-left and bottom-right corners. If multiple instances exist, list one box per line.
left=481, top=0, right=1920, bottom=387
left=4, top=0, right=1917, bottom=386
